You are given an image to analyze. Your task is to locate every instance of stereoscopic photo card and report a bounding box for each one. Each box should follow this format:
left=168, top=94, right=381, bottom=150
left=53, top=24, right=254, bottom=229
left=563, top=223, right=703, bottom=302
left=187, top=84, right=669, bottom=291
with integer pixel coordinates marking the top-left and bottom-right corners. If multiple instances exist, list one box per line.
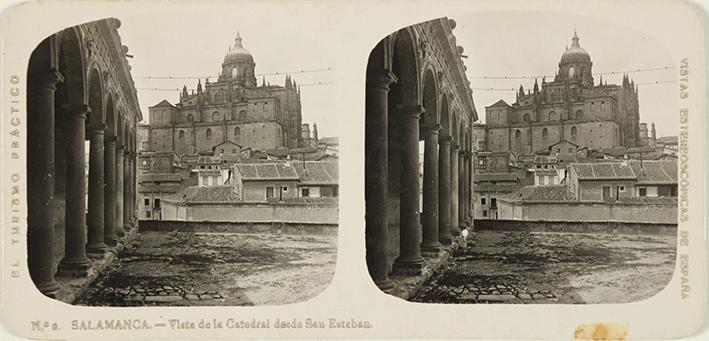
left=0, top=0, right=707, bottom=339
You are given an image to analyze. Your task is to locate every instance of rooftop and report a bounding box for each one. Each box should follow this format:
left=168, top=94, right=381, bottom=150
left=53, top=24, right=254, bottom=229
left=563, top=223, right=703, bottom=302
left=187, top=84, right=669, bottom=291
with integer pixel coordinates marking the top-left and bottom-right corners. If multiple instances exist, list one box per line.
left=292, top=161, right=338, bottom=185
left=570, top=160, right=677, bottom=184
left=475, top=173, right=518, bottom=182
left=183, top=185, right=240, bottom=203
left=234, top=162, right=299, bottom=181
left=516, top=185, right=576, bottom=203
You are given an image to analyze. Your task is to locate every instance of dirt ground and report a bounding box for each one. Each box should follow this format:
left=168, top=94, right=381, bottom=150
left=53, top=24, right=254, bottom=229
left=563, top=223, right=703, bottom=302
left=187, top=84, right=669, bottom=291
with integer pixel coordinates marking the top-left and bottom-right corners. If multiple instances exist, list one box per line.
left=75, top=231, right=337, bottom=306
left=411, top=231, right=676, bottom=304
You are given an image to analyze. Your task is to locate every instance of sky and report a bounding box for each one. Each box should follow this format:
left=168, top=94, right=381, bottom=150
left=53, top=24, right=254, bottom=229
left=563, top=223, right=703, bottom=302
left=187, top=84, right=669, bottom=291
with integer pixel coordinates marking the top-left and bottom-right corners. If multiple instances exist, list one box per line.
left=116, top=9, right=338, bottom=138
left=453, top=11, right=678, bottom=138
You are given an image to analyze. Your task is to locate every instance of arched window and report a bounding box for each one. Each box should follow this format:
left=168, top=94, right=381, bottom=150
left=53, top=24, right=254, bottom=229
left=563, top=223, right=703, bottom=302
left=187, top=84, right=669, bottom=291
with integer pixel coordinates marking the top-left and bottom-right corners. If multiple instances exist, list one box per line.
left=187, top=114, right=193, bottom=122
left=206, top=128, right=212, bottom=138
left=234, top=127, right=241, bottom=141
left=515, top=130, right=522, bottom=140
left=212, top=111, right=221, bottom=121
left=523, top=113, right=530, bottom=122
left=549, top=111, right=557, bottom=121
left=576, top=110, right=583, bottom=120
left=239, top=110, right=246, bottom=119
left=571, top=126, right=577, bottom=138
left=542, top=128, right=548, bottom=138
left=178, top=130, right=185, bottom=139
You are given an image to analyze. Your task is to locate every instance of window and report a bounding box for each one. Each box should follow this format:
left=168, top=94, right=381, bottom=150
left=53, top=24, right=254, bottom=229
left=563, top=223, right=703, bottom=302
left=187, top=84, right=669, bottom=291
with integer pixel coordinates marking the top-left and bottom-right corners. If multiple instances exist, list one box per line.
left=234, top=127, right=241, bottom=137
left=639, top=187, right=647, bottom=197
left=206, top=128, right=212, bottom=138
left=142, top=160, right=148, bottom=166
left=144, top=198, right=150, bottom=206
left=282, top=186, right=288, bottom=192
left=179, top=130, right=185, bottom=139
left=576, top=110, right=583, bottom=120
left=542, top=128, right=548, bottom=138
left=212, top=111, right=221, bottom=121
left=232, top=149, right=237, bottom=153
left=482, top=210, right=488, bottom=217
left=266, top=186, right=275, bottom=199
left=220, top=149, right=224, bottom=153
left=481, top=198, right=486, bottom=205
left=154, top=198, right=161, bottom=209
left=523, top=113, right=530, bottom=122
left=549, top=111, right=557, bottom=120
left=568, top=148, right=573, bottom=153
left=571, top=126, right=577, bottom=137
left=187, top=114, right=194, bottom=122
left=146, top=211, right=151, bottom=218
left=301, top=187, right=310, bottom=197
left=490, top=198, right=497, bottom=208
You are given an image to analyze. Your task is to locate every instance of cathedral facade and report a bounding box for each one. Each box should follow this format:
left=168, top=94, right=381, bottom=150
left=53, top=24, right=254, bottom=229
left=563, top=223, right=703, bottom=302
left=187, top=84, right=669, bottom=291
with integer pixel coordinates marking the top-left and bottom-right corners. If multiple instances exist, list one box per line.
left=144, top=32, right=303, bottom=154
left=482, top=32, right=640, bottom=154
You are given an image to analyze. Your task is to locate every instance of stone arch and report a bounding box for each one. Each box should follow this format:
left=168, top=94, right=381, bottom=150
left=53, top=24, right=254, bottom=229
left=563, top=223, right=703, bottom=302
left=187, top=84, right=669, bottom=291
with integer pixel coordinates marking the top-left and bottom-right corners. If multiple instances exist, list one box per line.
left=548, top=111, right=557, bottom=121
left=421, top=68, right=438, bottom=125
left=105, top=93, right=116, bottom=138
left=234, top=127, right=241, bottom=141
left=56, top=27, right=86, bottom=107
left=389, top=27, right=419, bottom=109
left=542, top=127, right=549, bottom=139
left=523, top=113, right=530, bottom=122
left=439, top=94, right=450, bottom=138
left=87, top=68, right=104, bottom=128
left=206, top=128, right=212, bottom=138
left=571, top=126, right=577, bottom=138
left=212, top=111, right=221, bottom=121
left=576, top=109, right=583, bottom=120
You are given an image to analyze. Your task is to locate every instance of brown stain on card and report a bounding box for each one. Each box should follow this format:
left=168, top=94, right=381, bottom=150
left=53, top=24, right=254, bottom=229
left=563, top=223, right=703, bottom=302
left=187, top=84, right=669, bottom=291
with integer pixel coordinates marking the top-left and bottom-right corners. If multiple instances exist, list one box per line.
left=574, top=323, right=628, bottom=340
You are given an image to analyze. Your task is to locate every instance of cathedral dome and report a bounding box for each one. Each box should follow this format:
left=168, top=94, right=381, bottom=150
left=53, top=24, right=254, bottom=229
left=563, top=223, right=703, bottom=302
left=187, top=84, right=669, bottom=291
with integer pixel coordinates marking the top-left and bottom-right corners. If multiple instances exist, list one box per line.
left=223, top=32, right=253, bottom=65
left=560, top=31, right=591, bottom=64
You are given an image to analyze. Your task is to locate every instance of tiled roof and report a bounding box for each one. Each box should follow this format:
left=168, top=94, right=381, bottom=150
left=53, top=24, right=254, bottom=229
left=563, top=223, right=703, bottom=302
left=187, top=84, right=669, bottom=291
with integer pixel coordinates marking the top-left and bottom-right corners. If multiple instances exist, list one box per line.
left=139, top=173, right=182, bottom=182
left=474, top=183, right=518, bottom=193
left=149, top=99, right=175, bottom=108
left=534, top=155, right=557, bottom=163
left=138, top=183, right=182, bottom=194
left=516, top=185, right=576, bottom=202
left=534, top=169, right=558, bottom=175
left=630, top=160, right=677, bottom=185
left=570, top=162, right=636, bottom=180
left=292, top=161, right=338, bottom=185
left=183, top=185, right=240, bottom=203
left=486, top=99, right=512, bottom=108
left=475, top=173, right=518, bottom=182
left=234, top=163, right=299, bottom=181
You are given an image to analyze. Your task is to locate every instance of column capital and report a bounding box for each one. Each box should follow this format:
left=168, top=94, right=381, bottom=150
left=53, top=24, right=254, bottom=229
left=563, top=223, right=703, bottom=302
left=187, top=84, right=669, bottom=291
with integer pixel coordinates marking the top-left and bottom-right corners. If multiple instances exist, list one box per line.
left=90, top=124, right=107, bottom=135
left=366, top=69, right=398, bottom=90
left=395, top=104, right=424, bottom=120
left=450, top=142, right=460, bottom=150
left=115, top=142, right=125, bottom=151
left=63, top=104, right=90, bottom=119
left=421, top=123, right=441, bottom=135
left=33, top=69, right=64, bottom=90
left=438, top=135, right=452, bottom=144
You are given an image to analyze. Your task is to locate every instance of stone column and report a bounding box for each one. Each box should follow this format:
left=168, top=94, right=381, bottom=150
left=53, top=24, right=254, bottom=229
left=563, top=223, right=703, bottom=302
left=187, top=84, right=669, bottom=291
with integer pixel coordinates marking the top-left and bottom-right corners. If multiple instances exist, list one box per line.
left=420, top=123, right=441, bottom=256
left=122, top=148, right=131, bottom=232
left=86, top=125, right=107, bottom=256
left=115, top=143, right=125, bottom=237
left=103, top=136, right=117, bottom=246
left=27, top=70, right=62, bottom=296
left=449, top=143, right=460, bottom=236
left=364, top=69, right=396, bottom=290
left=391, top=104, right=424, bottom=275
left=464, top=151, right=472, bottom=226
left=458, top=149, right=466, bottom=229
left=57, top=104, right=91, bottom=276
left=438, top=135, right=452, bottom=245
left=131, top=148, right=138, bottom=226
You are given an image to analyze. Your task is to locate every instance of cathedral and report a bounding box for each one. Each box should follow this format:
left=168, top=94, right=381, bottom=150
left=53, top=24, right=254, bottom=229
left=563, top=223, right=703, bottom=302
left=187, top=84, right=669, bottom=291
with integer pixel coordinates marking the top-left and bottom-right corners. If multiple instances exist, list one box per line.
left=144, top=32, right=303, bottom=154
left=482, top=32, right=641, bottom=154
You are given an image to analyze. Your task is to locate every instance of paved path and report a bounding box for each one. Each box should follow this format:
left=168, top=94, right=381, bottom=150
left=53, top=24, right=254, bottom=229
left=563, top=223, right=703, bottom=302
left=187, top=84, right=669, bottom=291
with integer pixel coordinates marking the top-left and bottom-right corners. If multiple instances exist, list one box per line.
left=411, top=231, right=676, bottom=304
left=76, top=231, right=337, bottom=306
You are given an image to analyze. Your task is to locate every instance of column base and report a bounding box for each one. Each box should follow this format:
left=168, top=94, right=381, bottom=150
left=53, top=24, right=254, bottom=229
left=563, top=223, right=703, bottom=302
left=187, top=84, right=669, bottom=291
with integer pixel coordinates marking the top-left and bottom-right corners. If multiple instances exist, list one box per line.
left=56, top=257, right=91, bottom=277
left=86, top=243, right=107, bottom=258
left=450, top=225, right=461, bottom=236
left=420, top=242, right=441, bottom=257
left=439, top=234, right=453, bottom=246
left=104, top=236, right=118, bottom=247
left=35, top=280, right=61, bottom=298
left=374, top=277, right=395, bottom=291
left=391, top=256, right=424, bottom=276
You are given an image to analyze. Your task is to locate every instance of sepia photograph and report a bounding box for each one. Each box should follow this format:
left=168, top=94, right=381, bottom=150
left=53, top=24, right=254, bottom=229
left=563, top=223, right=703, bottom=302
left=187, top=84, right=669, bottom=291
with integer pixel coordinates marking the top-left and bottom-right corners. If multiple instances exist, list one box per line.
left=365, top=12, right=679, bottom=304
left=26, top=14, right=338, bottom=307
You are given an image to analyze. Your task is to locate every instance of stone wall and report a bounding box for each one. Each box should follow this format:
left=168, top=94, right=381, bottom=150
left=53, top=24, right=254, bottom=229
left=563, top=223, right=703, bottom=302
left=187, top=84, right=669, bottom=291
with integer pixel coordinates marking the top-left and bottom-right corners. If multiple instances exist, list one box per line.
left=161, top=200, right=338, bottom=224
left=474, top=219, right=676, bottom=235
left=496, top=199, right=677, bottom=224
left=139, top=219, right=337, bottom=235
left=485, top=120, right=621, bottom=154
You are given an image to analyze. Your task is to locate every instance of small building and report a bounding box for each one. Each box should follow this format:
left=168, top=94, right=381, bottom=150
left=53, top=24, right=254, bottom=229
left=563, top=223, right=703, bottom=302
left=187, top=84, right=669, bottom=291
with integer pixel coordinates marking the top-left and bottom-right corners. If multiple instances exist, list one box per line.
left=566, top=160, right=677, bottom=201
left=138, top=173, right=184, bottom=220
left=534, top=168, right=562, bottom=186
left=474, top=151, right=513, bottom=174
left=473, top=172, right=519, bottom=219
left=232, top=162, right=300, bottom=201
left=548, top=139, right=579, bottom=164
left=292, top=161, right=339, bottom=198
